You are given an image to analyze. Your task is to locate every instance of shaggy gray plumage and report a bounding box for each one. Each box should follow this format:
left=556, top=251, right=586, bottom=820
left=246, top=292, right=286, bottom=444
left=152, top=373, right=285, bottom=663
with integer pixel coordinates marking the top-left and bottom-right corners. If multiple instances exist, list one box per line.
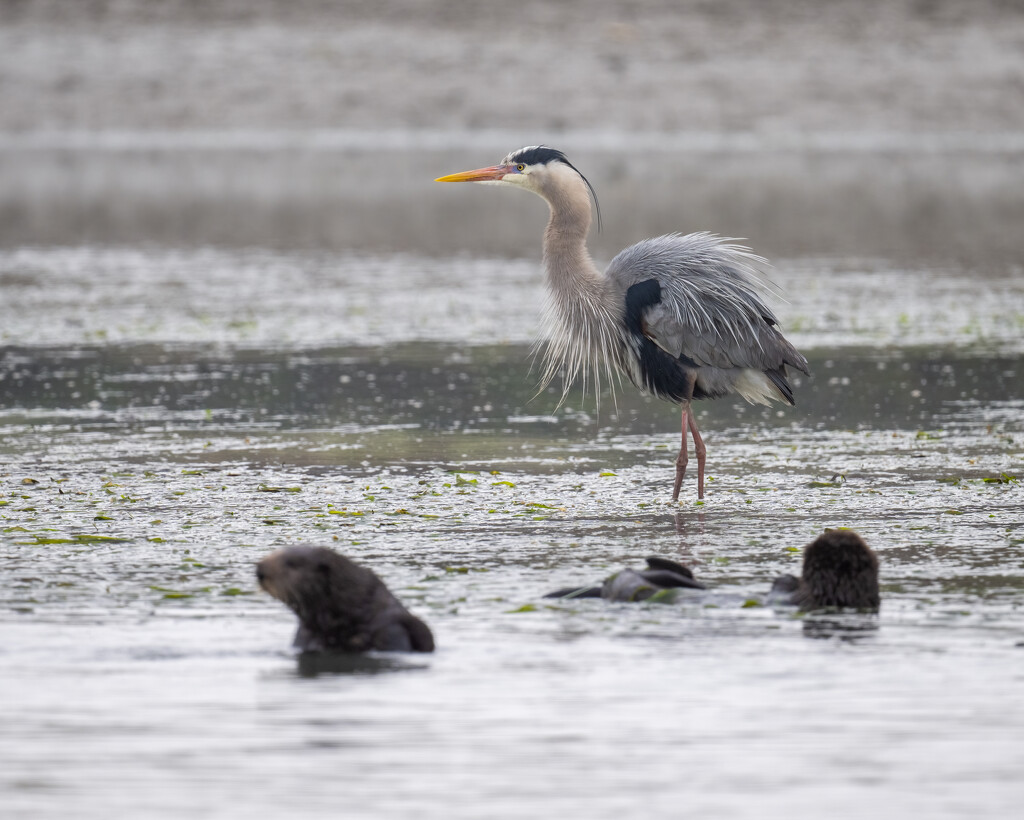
left=605, top=232, right=808, bottom=403
left=437, top=146, right=809, bottom=499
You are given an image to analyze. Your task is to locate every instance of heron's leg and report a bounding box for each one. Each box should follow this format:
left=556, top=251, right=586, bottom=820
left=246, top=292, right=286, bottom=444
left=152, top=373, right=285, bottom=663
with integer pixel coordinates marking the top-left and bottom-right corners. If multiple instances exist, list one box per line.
left=672, top=403, right=690, bottom=502
left=688, top=412, right=707, bottom=500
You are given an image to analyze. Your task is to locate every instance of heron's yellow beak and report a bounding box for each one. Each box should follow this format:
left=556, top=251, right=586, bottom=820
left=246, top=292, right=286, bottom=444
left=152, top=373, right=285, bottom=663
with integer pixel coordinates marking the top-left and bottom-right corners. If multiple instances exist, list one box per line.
left=435, top=164, right=509, bottom=183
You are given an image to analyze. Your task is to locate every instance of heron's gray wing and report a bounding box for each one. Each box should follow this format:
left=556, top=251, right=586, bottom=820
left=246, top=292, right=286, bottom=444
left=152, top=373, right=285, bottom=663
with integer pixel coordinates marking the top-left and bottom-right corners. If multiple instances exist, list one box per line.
left=607, top=233, right=808, bottom=374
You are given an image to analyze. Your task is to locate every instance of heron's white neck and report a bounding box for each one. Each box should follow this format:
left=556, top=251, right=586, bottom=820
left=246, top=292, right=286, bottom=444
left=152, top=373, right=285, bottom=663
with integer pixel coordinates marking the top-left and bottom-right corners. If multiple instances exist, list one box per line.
left=538, top=164, right=602, bottom=297
left=534, top=163, right=623, bottom=401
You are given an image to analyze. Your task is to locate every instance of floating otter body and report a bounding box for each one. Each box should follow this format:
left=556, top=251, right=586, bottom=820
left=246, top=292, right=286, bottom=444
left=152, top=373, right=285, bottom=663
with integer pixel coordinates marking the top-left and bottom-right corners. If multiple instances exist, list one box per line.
left=256, top=546, right=434, bottom=653
left=544, top=532, right=879, bottom=612
left=769, top=530, right=880, bottom=611
left=544, top=556, right=706, bottom=602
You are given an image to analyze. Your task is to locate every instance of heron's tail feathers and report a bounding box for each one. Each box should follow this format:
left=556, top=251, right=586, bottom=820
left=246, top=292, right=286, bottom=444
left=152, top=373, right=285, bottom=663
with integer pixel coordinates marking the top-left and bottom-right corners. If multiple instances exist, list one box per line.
left=764, top=368, right=797, bottom=406
left=731, top=367, right=797, bottom=406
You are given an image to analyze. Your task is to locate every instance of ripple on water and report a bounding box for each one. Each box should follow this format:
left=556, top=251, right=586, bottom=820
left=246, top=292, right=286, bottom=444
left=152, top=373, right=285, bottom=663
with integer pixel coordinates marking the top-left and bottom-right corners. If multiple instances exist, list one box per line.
left=2, top=269, right=1023, bottom=817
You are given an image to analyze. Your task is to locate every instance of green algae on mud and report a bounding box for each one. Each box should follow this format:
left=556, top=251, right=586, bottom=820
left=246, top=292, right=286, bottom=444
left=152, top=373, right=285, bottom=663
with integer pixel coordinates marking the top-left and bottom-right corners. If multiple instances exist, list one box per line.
left=1, top=341, right=1020, bottom=611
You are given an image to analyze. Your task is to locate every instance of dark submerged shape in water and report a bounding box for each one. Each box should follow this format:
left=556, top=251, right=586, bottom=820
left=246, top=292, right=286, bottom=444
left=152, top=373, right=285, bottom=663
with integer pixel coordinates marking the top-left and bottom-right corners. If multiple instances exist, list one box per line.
left=770, top=530, right=880, bottom=611
left=256, top=546, right=435, bottom=653
left=544, top=556, right=706, bottom=602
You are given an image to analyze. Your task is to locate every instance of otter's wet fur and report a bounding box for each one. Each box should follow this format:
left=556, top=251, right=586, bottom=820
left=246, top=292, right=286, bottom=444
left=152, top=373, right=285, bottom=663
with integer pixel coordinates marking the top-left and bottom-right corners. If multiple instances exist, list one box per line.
left=544, top=556, right=705, bottom=602
left=770, top=530, right=880, bottom=611
left=256, top=546, right=434, bottom=653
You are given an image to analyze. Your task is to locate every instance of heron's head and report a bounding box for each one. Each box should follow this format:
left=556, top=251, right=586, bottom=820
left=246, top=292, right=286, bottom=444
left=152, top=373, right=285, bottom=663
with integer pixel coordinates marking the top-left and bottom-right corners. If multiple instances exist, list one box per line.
left=436, top=145, right=601, bottom=228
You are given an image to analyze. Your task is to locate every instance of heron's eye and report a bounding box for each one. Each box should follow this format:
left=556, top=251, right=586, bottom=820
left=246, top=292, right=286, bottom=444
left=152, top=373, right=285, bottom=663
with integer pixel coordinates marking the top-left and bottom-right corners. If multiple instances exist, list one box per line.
left=516, top=164, right=525, bottom=172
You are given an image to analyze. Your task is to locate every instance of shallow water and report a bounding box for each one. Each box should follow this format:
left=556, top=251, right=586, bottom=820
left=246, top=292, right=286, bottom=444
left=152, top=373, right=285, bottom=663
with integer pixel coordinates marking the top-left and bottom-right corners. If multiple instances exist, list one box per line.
left=2, top=148, right=1024, bottom=817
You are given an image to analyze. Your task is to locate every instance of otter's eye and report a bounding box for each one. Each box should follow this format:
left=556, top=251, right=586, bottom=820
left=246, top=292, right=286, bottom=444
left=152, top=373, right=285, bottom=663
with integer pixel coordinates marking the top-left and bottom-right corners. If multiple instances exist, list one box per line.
left=516, top=164, right=525, bottom=172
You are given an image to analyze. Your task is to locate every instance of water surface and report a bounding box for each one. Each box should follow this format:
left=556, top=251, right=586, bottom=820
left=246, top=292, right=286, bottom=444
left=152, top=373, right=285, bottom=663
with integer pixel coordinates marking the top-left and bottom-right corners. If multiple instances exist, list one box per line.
left=2, top=146, right=1023, bottom=818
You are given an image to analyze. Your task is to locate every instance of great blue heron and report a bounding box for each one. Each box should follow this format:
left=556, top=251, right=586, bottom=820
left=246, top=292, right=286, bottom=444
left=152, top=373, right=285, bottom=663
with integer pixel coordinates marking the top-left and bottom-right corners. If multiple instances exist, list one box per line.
left=436, top=146, right=808, bottom=500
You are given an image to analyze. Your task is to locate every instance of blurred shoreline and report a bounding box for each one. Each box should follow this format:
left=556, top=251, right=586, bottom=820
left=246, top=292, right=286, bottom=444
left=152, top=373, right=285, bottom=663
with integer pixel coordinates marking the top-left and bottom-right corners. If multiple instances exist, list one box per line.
left=2, top=0, right=1022, bottom=264
left=3, top=141, right=1022, bottom=266
left=2, top=0, right=1023, bottom=134
left=3, top=128, right=1024, bottom=153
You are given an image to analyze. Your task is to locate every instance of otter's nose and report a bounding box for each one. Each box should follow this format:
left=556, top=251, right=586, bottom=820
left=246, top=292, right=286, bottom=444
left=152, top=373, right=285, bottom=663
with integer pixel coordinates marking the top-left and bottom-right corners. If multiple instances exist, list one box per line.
left=256, top=565, right=266, bottom=584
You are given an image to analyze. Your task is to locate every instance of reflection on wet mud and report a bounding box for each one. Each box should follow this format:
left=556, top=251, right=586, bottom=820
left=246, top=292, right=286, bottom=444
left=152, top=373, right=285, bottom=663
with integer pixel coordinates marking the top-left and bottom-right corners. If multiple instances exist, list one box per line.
left=1, top=342, right=1020, bottom=442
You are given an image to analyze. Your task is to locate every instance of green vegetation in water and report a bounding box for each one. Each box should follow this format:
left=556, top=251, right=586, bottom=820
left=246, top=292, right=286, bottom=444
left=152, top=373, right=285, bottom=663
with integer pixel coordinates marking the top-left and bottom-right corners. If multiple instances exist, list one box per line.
left=21, top=534, right=129, bottom=545
left=941, top=473, right=1018, bottom=486
left=257, top=484, right=302, bottom=493
left=149, top=585, right=193, bottom=599
left=982, top=473, right=1019, bottom=484
left=741, top=599, right=762, bottom=608
left=221, top=588, right=252, bottom=596
left=808, top=474, right=846, bottom=488
left=507, top=604, right=537, bottom=613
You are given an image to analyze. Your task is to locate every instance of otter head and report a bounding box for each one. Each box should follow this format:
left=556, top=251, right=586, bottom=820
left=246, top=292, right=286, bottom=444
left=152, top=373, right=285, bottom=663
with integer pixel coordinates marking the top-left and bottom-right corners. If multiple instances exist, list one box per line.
left=801, top=530, right=880, bottom=611
left=256, top=546, right=376, bottom=642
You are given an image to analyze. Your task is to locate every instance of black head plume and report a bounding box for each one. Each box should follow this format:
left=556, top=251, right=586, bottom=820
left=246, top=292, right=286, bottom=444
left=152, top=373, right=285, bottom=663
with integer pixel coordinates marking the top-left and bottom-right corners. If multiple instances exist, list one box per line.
left=505, top=145, right=603, bottom=232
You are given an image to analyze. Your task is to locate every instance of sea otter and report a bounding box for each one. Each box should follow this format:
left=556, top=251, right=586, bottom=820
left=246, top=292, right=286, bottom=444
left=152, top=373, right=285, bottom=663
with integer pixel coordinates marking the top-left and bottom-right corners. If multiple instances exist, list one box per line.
left=769, top=530, right=880, bottom=611
left=256, top=546, right=435, bottom=653
left=544, top=556, right=706, bottom=602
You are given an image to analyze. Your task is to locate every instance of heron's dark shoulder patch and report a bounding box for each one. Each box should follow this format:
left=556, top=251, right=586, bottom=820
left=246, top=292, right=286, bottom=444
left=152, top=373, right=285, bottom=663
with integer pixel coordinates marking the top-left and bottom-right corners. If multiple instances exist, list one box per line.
left=624, top=278, right=662, bottom=334
left=505, top=145, right=570, bottom=167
